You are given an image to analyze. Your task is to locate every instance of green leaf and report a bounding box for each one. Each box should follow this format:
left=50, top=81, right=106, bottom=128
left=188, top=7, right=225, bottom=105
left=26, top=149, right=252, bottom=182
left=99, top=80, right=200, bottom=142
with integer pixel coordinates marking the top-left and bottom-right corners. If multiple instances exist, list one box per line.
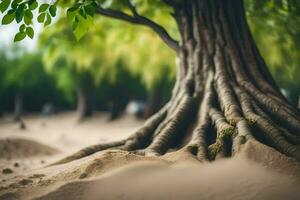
left=37, top=12, right=46, bottom=23
left=72, top=18, right=78, bottom=30
left=19, top=24, right=26, bottom=32
left=67, top=3, right=81, bottom=16
left=0, top=0, right=11, bottom=13
left=39, top=3, right=49, bottom=13
left=25, top=9, right=33, bottom=19
left=24, top=15, right=32, bottom=25
left=2, top=12, right=15, bottom=25
left=79, top=8, right=86, bottom=19
left=14, top=32, right=26, bottom=42
left=29, top=0, right=38, bottom=10
left=11, top=0, right=21, bottom=9
left=15, top=4, right=25, bottom=23
left=67, top=10, right=77, bottom=23
left=74, top=26, right=86, bottom=41
left=44, top=13, right=51, bottom=26
left=73, top=15, right=93, bottom=41
left=84, top=4, right=96, bottom=17
left=26, top=27, right=34, bottom=39
left=49, top=5, right=56, bottom=17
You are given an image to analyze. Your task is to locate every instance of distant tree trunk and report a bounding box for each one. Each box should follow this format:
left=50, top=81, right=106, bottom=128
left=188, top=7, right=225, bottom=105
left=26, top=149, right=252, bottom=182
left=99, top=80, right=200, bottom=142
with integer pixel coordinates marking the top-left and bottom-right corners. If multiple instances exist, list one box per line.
left=0, top=105, right=3, bottom=118
left=109, top=100, right=122, bottom=120
left=147, top=86, right=164, bottom=117
left=54, top=0, right=300, bottom=165
left=76, top=73, right=94, bottom=121
left=109, top=97, right=129, bottom=120
left=14, top=90, right=23, bottom=121
left=109, top=84, right=130, bottom=121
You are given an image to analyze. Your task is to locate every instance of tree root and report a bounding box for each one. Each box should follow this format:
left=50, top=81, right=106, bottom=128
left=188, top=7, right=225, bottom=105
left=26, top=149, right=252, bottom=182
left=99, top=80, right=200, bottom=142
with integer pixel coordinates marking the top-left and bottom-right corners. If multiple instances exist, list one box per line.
left=49, top=140, right=127, bottom=166
left=50, top=75, right=300, bottom=166
left=235, top=87, right=300, bottom=160
left=144, top=95, right=195, bottom=156
left=51, top=103, right=170, bottom=166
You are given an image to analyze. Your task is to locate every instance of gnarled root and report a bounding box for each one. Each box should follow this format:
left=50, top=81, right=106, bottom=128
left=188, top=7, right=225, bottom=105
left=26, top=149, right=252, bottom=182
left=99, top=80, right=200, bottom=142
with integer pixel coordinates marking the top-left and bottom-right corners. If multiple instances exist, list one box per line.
left=51, top=77, right=300, bottom=166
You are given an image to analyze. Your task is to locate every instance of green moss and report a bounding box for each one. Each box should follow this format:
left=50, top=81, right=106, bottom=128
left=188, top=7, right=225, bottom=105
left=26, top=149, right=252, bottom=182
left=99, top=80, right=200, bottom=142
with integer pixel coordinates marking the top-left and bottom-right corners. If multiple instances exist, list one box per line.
left=246, top=118, right=257, bottom=125
left=208, top=141, right=222, bottom=160
left=219, top=127, right=235, bottom=138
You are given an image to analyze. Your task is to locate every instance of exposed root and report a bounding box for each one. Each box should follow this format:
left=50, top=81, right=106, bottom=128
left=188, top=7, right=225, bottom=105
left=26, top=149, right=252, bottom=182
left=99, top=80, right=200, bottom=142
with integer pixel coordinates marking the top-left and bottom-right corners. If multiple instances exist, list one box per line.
left=184, top=71, right=214, bottom=161
left=280, top=128, right=300, bottom=145
left=51, top=84, right=300, bottom=166
left=208, top=136, right=231, bottom=160
left=144, top=95, right=195, bottom=155
left=241, top=81, right=300, bottom=133
left=235, top=87, right=300, bottom=160
left=121, top=103, right=170, bottom=151
left=206, top=107, right=235, bottom=160
left=232, top=120, right=253, bottom=155
left=209, top=107, right=235, bottom=135
left=214, top=45, right=242, bottom=125
left=208, top=122, right=235, bottom=159
left=50, top=140, right=126, bottom=166
left=51, top=104, right=170, bottom=165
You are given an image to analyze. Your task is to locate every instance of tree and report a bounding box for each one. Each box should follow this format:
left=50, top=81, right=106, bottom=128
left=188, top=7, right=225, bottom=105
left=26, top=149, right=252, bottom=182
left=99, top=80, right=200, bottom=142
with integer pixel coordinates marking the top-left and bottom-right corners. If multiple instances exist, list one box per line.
left=0, top=46, right=23, bottom=120
left=0, top=47, right=47, bottom=121
left=0, top=50, right=8, bottom=117
left=1, top=0, right=299, bottom=163
left=0, top=46, right=70, bottom=120
left=40, top=11, right=176, bottom=120
left=40, top=17, right=100, bottom=121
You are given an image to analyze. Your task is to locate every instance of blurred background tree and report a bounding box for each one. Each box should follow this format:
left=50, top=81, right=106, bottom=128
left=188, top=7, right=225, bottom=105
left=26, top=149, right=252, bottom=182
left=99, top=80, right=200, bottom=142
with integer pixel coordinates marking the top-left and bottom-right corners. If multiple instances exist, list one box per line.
left=39, top=12, right=176, bottom=120
left=0, top=46, right=67, bottom=121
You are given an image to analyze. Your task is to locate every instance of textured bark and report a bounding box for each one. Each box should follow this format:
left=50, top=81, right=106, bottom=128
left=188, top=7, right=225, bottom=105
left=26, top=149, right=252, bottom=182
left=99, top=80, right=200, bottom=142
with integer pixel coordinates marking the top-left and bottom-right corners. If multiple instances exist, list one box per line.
left=53, top=0, right=300, bottom=165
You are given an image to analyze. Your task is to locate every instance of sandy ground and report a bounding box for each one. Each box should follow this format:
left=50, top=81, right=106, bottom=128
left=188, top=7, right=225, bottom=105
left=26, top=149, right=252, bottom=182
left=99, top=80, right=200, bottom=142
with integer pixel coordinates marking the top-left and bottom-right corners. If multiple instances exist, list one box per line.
left=0, top=112, right=299, bottom=200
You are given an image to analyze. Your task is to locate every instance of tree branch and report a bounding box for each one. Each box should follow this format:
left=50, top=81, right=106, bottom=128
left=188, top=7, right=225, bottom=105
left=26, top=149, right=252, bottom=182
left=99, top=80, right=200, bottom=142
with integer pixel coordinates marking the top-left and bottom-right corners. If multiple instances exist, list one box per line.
left=96, top=6, right=180, bottom=53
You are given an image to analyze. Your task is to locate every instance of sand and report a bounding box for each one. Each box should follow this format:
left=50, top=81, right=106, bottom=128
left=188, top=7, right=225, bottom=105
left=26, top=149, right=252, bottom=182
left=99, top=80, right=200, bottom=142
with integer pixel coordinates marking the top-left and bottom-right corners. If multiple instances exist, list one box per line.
left=0, top=112, right=299, bottom=200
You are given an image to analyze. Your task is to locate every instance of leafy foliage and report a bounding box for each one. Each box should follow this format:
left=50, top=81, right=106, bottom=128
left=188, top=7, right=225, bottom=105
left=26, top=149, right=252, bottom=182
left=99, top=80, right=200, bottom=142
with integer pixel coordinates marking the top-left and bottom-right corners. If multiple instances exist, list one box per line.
left=245, top=0, right=300, bottom=103
left=0, top=0, right=52, bottom=40
left=0, top=0, right=177, bottom=41
left=0, top=46, right=71, bottom=112
left=1, top=0, right=299, bottom=105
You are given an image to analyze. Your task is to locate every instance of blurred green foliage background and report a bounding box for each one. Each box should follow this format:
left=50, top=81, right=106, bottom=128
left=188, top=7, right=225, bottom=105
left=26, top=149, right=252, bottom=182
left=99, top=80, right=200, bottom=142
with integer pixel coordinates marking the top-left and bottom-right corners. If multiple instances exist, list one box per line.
left=0, top=0, right=299, bottom=118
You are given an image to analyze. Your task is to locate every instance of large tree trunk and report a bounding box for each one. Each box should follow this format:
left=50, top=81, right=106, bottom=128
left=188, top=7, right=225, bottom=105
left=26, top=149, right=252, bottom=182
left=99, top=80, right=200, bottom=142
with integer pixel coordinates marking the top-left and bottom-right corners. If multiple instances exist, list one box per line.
left=53, top=0, right=300, bottom=165
left=76, top=74, right=94, bottom=122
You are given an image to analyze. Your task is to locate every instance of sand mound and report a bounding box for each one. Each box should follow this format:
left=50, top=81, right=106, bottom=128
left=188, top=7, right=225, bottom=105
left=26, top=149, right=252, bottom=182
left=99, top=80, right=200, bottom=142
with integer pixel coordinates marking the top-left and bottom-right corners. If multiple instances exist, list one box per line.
left=0, top=140, right=299, bottom=200
left=0, top=138, right=59, bottom=159
left=238, top=140, right=300, bottom=178
left=0, top=150, right=169, bottom=199
left=34, top=159, right=300, bottom=200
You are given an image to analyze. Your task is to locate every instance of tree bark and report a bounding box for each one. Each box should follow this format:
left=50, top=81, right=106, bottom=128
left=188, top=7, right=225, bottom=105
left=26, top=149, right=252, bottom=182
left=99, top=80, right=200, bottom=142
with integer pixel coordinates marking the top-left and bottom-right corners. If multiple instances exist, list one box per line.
left=53, top=0, right=300, bottom=165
